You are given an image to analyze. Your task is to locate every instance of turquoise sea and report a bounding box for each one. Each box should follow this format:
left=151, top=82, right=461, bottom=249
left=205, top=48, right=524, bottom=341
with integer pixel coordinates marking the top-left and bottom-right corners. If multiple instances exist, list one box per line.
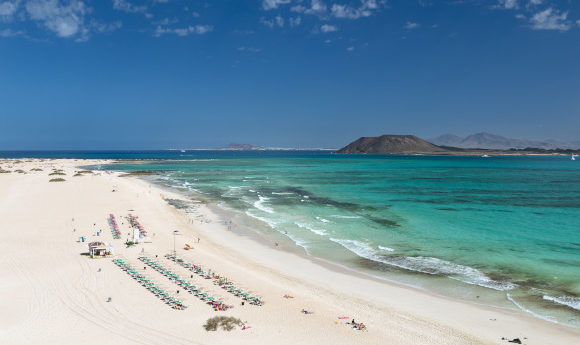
left=91, top=151, right=579, bottom=326
left=5, top=151, right=576, bottom=325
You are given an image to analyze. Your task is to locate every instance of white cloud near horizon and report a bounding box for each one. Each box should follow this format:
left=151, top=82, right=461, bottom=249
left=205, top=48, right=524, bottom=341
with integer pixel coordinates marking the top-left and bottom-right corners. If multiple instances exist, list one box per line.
left=1, top=0, right=577, bottom=42
left=331, top=0, right=381, bottom=20
left=25, top=0, right=90, bottom=39
left=0, top=27, right=23, bottom=36
left=289, top=16, right=301, bottom=27
left=262, top=0, right=291, bottom=11
left=238, top=46, right=261, bottom=52
left=112, top=0, right=147, bottom=15
left=530, top=7, right=571, bottom=31
left=405, top=21, right=420, bottom=29
left=0, top=0, right=20, bottom=20
left=497, top=0, right=518, bottom=10
left=320, top=23, right=337, bottom=32
left=492, top=0, right=576, bottom=33
left=154, top=24, right=213, bottom=37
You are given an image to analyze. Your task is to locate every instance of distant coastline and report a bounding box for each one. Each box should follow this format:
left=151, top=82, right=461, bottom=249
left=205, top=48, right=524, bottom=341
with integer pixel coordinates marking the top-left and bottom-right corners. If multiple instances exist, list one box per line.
left=336, top=135, right=580, bottom=155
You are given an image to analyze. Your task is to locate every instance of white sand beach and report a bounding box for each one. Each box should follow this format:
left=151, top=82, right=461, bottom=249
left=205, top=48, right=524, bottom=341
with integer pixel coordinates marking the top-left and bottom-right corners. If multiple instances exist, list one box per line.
left=0, top=159, right=578, bottom=345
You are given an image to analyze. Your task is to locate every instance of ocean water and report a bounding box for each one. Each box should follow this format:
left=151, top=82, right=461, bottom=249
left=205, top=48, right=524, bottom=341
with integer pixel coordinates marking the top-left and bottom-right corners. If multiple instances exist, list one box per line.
left=7, top=151, right=576, bottom=325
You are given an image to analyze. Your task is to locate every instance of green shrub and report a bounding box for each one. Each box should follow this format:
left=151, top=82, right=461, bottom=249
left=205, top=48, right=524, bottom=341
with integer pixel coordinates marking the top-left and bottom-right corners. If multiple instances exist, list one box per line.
left=49, top=172, right=66, bottom=176
left=0, top=169, right=10, bottom=174
left=31, top=168, right=43, bottom=171
left=49, top=178, right=66, bottom=182
left=203, top=316, right=244, bottom=332
left=74, top=170, right=93, bottom=177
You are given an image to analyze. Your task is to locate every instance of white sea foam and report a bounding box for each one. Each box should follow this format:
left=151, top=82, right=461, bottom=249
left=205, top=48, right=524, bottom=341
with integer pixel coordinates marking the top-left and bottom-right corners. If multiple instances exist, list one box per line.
left=244, top=210, right=277, bottom=229
left=507, top=294, right=558, bottom=323
left=316, top=216, right=330, bottom=223
left=378, top=245, right=395, bottom=252
left=222, top=186, right=244, bottom=198
left=330, top=215, right=362, bottom=219
left=295, top=222, right=327, bottom=236
left=175, top=157, right=217, bottom=161
left=249, top=189, right=256, bottom=193
left=253, top=196, right=274, bottom=214
left=272, top=192, right=294, bottom=195
left=329, top=238, right=380, bottom=262
left=329, top=237, right=516, bottom=291
left=543, top=295, right=580, bottom=311
left=280, top=231, right=311, bottom=253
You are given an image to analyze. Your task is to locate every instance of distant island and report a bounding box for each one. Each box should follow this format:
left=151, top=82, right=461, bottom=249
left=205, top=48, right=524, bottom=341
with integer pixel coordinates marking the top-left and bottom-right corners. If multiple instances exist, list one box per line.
left=429, top=132, right=580, bottom=150
left=337, top=135, right=447, bottom=154
left=219, top=143, right=265, bottom=150
left=216, top=143, right=335, bottom=151
left=337, top=134, right=580, bottom=155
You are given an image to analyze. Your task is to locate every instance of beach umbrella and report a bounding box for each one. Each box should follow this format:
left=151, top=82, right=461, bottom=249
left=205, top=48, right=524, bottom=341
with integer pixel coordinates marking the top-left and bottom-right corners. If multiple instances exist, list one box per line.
left=173, top=230, right=179, bottom=255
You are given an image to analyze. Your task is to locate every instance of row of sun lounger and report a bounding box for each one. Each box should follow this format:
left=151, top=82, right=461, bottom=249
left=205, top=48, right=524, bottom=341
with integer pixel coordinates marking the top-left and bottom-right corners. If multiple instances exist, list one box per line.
left=127, top=214, right=146, bottom=236
left=113, top=258, right=186, bottom=310
left=108, top=214, right=120, bottom=239
left=165, top=254, right=264, bottom=306
left=138, top=256, right=232, bottom=311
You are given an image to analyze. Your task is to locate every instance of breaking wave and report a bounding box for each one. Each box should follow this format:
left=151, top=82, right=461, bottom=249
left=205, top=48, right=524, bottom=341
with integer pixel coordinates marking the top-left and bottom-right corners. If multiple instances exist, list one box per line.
left=507, top=293, right=558, bottom=323
left=253, top=196, right=274, bottom=214
left=329, top=237, right=516, bottom=291
left=542, top=295, right=580, bottom=311
left=295, top=222, right=327, bottom=236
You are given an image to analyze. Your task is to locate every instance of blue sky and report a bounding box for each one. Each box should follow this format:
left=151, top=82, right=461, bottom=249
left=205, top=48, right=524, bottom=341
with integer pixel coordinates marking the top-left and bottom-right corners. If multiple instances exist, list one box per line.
left=1, top=0, right=579, bottom=149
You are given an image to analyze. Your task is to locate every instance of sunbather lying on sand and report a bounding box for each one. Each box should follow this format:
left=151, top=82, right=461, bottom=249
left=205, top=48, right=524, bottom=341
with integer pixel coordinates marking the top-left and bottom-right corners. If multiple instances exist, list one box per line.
left=354, top=322, right=367, bottom=331
left=283, top=295, right=294, bottom=298
left=301, top=309, right=313, bottom=314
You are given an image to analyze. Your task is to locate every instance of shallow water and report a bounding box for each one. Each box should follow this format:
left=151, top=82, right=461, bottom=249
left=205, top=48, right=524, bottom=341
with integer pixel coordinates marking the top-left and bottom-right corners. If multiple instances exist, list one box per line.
left=94, top=151, right=580, bottom=326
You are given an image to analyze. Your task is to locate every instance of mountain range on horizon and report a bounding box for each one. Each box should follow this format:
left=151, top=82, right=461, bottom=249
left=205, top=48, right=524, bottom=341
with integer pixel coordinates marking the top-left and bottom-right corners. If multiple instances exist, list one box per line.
left=428, top=132, right=580, bottom=150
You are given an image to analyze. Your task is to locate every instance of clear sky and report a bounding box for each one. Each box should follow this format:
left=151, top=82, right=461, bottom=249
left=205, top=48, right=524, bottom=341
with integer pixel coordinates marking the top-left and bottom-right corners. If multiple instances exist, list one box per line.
left=1, top=0, right=579, bottom=149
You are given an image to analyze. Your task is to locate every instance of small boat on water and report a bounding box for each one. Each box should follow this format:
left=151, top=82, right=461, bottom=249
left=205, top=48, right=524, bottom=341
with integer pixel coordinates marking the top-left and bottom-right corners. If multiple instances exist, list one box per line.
left=481, top=154, right=490, bottom=158
left=572, top=154, right=577, bottom=161
left=181, top=149, right=186, bottom=153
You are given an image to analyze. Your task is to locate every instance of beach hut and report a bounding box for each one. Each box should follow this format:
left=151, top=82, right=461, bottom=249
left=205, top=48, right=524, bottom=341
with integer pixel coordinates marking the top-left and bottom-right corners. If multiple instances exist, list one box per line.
left=88, top=241, right=112, bottom=258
